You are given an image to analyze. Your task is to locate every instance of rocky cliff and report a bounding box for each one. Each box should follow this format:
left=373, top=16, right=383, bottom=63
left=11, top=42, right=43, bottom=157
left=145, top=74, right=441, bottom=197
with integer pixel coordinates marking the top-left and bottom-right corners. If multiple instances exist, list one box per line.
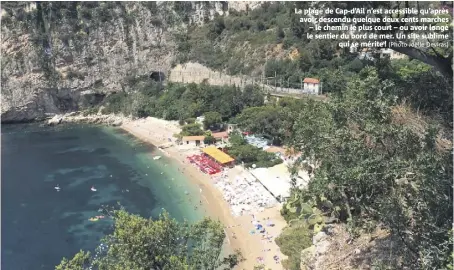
left=1, top=1, right=263, bottom=123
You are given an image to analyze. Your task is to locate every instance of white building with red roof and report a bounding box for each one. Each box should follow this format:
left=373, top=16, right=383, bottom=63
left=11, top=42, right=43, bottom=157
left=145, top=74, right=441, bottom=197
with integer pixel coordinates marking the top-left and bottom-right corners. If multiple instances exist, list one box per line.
left=303, top=77, right=320, bottom=95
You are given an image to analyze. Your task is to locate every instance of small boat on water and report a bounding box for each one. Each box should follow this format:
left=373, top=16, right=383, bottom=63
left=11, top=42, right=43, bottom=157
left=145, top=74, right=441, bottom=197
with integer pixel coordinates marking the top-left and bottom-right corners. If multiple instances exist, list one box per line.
left=153, top=156, right=161, bottom=160
left=91, top=186, right=97, bottom=192
left=54, top=185, right=61, bottom=191
left=89, top=217, right=99, bottom=222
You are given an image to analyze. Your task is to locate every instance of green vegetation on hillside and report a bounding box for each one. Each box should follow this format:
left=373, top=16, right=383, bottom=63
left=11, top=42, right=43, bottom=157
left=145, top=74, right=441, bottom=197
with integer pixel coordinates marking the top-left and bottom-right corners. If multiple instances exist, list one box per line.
left=275, top=222, right=312, bottom=270
left=177, top=1, right=351, bottom=85
left=226, top=131, right=282, bottom=168
left=175, top=1, right=453, bottom=98
left=281, top=67, right=453, bottom=269
left=177, top=2, right=292, bottom=75
left=180, top=123, right=205, bottom=136
left=203, top=111, right=223, bottom=130
left=56, top=209, right=242, bottom=270
left=175, top=2, right=375, bottom=93
left=101, top=81, right=264, bottom=122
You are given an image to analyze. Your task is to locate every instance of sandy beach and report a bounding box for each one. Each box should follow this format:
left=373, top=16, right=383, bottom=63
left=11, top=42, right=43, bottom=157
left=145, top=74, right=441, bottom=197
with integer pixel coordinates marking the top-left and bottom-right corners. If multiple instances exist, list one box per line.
left=121, top=117, right=287, bottom=270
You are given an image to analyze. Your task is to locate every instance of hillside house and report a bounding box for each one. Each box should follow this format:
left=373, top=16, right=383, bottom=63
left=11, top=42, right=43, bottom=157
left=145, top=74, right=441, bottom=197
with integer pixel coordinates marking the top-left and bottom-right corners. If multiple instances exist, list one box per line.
left=303, top=78, right=320, bottom=95
left=182, top=136, right=205, bottom=147
left=196, top=116, right=205, bottom=126
left=357, top=48, right=375, bottom=60
left=379, top=48, right=407, bottom=60
left=357, top=48, right=407, bottom=60
left=226, top=124, right=239, bottom=134
left=212, top=131, right=229, bottom=143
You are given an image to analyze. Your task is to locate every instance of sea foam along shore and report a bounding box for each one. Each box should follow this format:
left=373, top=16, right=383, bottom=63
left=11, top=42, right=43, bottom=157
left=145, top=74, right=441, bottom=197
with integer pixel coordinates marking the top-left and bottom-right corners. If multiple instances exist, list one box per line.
left=121, top=117, right=288, bottom=270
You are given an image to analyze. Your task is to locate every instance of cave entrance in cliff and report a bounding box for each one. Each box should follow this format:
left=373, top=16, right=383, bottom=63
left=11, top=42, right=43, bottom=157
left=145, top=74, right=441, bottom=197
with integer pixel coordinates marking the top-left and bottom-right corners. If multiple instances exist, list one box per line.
left=150, top=71, right=165, bottom=83
left=221, top=1, right=228, bottom=11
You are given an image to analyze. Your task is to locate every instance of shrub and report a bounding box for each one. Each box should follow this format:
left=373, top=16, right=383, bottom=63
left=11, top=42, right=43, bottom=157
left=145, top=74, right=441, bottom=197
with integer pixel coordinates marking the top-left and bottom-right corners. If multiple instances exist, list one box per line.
left=203, top=111, right=223, bottom=130
left=276, top=27, right=285, bottom=43
left=180, top=123, right=204, bottom=136
left=227, top=144, right=282, bottom=168
left=185, top=118, right=196, bottom=124
left=204, top=135, right=216, bottom=145
left=275, top=223, right=312, bottom=270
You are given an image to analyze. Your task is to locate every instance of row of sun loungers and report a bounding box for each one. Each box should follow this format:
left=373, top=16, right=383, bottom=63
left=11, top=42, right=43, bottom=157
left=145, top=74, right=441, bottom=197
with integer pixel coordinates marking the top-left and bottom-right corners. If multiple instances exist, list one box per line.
left=213, top=172, right=278, bottom=216
left=186, top=154, right=222, bottom=175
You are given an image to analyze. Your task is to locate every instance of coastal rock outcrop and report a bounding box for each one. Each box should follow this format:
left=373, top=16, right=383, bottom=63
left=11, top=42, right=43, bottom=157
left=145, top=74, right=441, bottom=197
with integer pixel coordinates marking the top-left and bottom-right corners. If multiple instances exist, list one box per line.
left=1, top=2, right=174, bottom=123
left=45, top=112, right=129, bottom=126
left=300, top=225, right=396, bottom=270
left=2, top=2, right=263, bottom=123
left=300, top=231, right=332, bottom=270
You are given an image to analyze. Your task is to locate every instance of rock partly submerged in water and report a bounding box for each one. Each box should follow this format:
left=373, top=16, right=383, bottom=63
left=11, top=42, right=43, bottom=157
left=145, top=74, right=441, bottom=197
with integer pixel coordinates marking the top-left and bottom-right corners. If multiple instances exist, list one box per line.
left=47, top=112, right=127, bottom=126
left=47, top=115, right=63, bottom=126
left=111, top=119, right=123, bottom=126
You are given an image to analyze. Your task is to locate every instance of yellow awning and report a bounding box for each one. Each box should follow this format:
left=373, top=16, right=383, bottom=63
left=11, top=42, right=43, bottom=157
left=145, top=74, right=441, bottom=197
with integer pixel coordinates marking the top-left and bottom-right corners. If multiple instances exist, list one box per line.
left=202, top=146, right=235, bottom=164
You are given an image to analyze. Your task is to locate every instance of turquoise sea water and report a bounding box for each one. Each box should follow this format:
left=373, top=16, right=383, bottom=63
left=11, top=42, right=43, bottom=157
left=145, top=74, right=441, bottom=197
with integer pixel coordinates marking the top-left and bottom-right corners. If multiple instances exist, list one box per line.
left=1, top=123, right=205, bottom=270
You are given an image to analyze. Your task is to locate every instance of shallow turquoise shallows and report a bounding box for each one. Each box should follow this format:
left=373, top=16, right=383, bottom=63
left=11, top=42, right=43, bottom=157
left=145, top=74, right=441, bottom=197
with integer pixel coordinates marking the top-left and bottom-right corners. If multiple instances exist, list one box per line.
left=1, top=123, right=205, bottom=270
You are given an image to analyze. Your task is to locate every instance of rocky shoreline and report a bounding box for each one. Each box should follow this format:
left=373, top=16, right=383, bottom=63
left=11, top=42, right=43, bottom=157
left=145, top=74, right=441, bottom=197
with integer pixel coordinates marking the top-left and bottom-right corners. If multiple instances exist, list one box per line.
left=47, top=112, right=131, bottom=127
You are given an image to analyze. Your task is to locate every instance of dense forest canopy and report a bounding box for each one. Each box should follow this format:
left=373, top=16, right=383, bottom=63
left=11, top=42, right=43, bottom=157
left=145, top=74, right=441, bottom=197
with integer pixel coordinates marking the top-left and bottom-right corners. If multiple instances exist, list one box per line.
left=307, top=1, right=453, bottom=77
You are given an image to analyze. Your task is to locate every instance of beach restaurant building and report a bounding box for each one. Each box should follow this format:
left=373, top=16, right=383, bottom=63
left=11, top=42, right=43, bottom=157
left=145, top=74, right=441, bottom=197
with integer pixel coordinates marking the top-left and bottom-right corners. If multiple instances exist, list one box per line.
left=201, top=146, right=235, bottom=167
left=182, top=136, right=205, bottom=147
